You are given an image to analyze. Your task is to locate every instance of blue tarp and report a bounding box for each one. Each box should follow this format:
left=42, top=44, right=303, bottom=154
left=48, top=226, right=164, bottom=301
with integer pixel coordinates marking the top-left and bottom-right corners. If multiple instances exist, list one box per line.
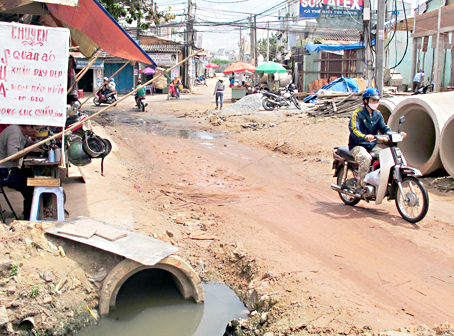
left=303, top=77, right=360, bottom=103
left=305, top=40, right=375, bottom=53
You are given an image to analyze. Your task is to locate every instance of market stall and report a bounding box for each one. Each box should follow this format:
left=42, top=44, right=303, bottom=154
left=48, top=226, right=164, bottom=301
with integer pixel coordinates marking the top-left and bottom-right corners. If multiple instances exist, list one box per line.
left=223, top=62, right=256, bottom=101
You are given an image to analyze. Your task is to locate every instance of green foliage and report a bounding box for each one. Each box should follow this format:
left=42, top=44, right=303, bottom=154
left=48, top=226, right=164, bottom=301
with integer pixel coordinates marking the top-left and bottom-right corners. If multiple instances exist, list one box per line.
left=29, top=284, right=41, bottom=298
left=258, top=33, right=278, bottom=61
left=99, top=0, right=175, bottom=29
left=211, top=59, right=230, bottom=65
left=10, top=263, right=19, bottom=277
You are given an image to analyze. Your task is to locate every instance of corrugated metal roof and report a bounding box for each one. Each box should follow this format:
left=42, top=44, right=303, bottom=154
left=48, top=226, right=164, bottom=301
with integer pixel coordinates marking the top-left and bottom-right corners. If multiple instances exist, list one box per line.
left=141, top=43, right=184, bottom=52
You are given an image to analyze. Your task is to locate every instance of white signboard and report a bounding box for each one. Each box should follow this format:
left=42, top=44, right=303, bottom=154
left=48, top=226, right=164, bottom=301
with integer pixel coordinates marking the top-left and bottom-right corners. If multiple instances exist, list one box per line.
left=0, top=22, right=69, bottom=127
left=149, top=53, right=178, bottom=66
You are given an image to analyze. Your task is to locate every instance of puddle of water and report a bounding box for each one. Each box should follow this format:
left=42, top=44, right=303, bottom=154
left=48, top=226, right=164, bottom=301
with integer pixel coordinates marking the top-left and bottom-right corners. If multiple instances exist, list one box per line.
left=76, top=269, right=247, bottom=336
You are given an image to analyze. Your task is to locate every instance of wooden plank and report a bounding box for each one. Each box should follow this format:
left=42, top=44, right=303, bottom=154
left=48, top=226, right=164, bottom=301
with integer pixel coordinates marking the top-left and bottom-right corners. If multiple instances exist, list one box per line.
left=94, top=226, right=128, bottom=241
left=0, top=0, right=33, bottom=12
left=57, top=224, right=97, bottom=239
left=27, top=177, right=61, bottom=187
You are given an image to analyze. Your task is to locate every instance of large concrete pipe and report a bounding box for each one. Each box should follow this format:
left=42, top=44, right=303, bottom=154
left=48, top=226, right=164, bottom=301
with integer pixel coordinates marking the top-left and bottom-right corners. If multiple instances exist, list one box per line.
left=378, top=96, right=408, bottom=124
left=440, top=114, right=454, bottom=178
left=388, top=92, right=454, bottom=175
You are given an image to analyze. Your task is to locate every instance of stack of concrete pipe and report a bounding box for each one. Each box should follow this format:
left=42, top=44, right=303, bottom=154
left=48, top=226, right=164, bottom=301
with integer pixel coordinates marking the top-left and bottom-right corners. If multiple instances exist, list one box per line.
left=387, top=92, right=454, bottom=177
left=378, top=96, right=408, bottom=124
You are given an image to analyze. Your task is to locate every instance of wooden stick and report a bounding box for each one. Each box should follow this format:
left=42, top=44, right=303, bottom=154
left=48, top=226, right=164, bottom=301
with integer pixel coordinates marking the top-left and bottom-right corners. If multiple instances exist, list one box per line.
left=67, top=49, right=102, bottom=95
left=0, top=50, right=202, bottom=165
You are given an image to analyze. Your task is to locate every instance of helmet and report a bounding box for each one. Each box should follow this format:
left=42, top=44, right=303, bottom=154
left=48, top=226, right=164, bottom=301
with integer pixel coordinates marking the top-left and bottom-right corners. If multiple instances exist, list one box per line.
left=289, top=83, right=296, bottom=90
left=110, top=78, right=115, bottom=82
left=68, top=141, right=92, bottom=166
left=82, top=130, right=106, bottom=158
left=362, top=88, right=380, bottom=100
left=103, top=77, right=108, bottom=81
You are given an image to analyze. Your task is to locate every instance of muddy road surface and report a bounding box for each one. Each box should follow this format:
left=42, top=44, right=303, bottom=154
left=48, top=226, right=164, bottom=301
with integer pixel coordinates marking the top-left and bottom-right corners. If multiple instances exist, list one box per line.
left=82, top=81, right=454, bottom=334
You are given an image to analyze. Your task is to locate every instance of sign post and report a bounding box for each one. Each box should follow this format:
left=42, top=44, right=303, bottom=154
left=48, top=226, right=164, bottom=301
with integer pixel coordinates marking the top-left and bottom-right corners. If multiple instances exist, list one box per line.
left=0, top=22, right=69, bottom=127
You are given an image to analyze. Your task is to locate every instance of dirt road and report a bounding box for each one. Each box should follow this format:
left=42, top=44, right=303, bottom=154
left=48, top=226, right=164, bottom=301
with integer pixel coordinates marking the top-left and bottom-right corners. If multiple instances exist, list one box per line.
left=80, top=79, right=454, bottom=334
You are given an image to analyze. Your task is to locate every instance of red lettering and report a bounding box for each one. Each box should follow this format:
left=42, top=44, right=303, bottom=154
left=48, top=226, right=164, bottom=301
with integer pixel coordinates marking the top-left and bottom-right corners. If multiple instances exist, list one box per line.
left=30, top=96, right=44, bottom=102
left=0, top=65, right=6, bottom=81
left=19, top=109, right=32, bottom=116
left=0, top=108, right=15, bottom=115
left=0, top=83, right=6, bottom=98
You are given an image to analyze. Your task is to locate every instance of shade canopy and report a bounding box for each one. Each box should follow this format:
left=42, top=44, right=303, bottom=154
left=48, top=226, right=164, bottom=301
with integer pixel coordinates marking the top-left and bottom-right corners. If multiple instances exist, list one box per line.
left=255, top=62, right=287, bottom=74
left=142, top=67, right=155, bottom=75
left=206, top=63, right=220, bottom=68
left=223, top=62, right=255, bottom=74
left=47, top=0, right=156, bottom=65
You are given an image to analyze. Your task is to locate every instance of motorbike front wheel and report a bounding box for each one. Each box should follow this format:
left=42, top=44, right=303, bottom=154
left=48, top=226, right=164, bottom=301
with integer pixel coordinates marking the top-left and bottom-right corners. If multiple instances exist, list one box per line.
left=395, top=176, right=429, bottom=223
left=262, top=98, right=275, bottom=111
left=336, top=166, right=360, bottom=206
left=292, top=97, right=301, bottom=110
left=93, top=97, right=100, bottom=106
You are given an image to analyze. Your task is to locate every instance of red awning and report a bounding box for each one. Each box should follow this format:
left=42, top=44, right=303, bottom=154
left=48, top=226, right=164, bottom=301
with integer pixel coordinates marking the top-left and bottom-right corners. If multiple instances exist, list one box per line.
left=47, top=0, right=156, bottom=66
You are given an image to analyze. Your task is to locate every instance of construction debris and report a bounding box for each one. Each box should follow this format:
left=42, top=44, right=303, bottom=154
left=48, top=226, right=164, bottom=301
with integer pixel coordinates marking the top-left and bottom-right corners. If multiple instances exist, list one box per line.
left=305, top=92, right=364, bottom=117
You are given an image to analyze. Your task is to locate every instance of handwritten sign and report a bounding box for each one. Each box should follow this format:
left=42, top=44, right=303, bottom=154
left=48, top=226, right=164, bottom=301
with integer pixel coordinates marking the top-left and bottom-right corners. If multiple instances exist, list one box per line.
left=0, top=22, right=69, bottom=127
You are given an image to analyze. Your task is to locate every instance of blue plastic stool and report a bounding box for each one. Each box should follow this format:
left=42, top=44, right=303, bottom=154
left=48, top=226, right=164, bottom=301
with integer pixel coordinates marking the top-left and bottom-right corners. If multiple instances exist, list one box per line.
left=29, top=186, right=65, bottom=221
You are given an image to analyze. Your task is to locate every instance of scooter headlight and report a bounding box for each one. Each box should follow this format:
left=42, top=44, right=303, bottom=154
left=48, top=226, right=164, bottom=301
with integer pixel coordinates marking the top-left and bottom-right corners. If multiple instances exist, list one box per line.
left=391, top=133, right=403, bottom=142
left=394, top=147, right=402, bottom=159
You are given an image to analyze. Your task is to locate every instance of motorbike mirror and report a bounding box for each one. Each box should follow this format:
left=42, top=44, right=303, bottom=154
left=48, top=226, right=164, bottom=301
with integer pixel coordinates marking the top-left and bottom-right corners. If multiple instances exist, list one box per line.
left=398, top=116, right=405, bottom=132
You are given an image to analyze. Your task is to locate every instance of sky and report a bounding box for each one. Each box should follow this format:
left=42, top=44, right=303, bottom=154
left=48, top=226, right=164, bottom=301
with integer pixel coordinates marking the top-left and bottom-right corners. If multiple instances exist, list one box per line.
left=156, top=0, right=422, bottom=53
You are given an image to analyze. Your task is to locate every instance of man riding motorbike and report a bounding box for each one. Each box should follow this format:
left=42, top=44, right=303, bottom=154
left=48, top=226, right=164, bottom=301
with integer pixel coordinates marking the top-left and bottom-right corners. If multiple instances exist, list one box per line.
left=105, top=78, right=116, bottom=99
left=101, top=77, right=109, bottom=96
left=348, top=88, right=406, bottom=193
left=134, top=79, right=146, bottom=106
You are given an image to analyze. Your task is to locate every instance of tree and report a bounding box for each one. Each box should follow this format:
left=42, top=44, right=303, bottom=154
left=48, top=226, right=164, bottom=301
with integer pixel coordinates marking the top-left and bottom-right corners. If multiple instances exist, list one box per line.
left=100, top=0, right=175, bottom=30
left=257, top=33, right=278, bottom=62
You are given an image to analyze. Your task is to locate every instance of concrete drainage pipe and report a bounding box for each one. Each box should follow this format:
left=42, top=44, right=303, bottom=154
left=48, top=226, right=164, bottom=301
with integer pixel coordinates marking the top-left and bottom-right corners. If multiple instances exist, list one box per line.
left=388, top=92, right=454, bottom=175
left=378, top=96, right=409, bottom=124
left=440, top=114, right=454, bottom=178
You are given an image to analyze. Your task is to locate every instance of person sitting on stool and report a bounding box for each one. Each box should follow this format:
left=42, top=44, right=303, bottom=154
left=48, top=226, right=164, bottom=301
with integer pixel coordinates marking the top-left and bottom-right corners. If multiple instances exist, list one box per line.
left=0, top=125, right=41, bottom=220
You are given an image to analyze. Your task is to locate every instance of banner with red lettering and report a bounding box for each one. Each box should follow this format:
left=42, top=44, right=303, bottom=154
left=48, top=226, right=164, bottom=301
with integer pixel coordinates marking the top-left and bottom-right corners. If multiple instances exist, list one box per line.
left=0, top=22, right=69, bottom=127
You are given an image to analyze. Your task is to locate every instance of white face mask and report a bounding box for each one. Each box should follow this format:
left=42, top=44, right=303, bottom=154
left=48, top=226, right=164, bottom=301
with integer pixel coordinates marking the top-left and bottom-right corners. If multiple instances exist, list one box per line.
left=369, top=102, right=379, bottom=110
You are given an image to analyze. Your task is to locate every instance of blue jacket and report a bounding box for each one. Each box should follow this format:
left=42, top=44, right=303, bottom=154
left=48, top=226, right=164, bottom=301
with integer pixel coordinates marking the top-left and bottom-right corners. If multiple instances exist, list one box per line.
left=348, top=107, right=391, bottom=151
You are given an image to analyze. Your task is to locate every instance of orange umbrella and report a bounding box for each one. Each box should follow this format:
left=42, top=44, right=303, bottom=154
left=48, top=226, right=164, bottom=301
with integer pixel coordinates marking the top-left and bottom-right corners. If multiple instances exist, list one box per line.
left=206, top=63, right=220, bottom=68
left=223, top=62, right=256, bottom=74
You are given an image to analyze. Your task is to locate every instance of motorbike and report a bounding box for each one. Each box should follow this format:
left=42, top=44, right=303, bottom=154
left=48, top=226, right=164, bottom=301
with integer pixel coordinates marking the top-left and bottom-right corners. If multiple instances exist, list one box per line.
left=93, top=90, right=118, bottom=106
left=262, top=84, right=301, bottom=111
left=167, top=83, right=180, bottom=100
left=412, top=84, right=431, bottom=95
left=330, top=116, right=429, bottom=223
left=135, top=95, right=148, bottom=112
left=194, top=76, right=208, bottom=86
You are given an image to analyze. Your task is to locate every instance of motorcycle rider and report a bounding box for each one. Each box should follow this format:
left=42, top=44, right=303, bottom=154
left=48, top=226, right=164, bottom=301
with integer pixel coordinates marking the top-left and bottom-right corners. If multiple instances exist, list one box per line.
left=135, top=79, right=146, bottom=106
left=172, top=76, right=182, bottom=98
left=348, top=88, right=395, bottom=193
left=105, top=78, right=116, bottom=99
left=101, top=77, right=109, bottom=97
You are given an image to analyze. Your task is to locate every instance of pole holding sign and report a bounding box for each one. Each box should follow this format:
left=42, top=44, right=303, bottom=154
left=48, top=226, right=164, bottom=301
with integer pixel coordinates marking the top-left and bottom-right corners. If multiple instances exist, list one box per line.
left=0, top=22, right=69, bottom=127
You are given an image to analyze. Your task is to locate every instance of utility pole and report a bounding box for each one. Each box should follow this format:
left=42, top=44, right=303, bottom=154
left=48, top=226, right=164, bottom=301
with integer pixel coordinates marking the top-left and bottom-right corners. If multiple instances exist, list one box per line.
left=267, top=21, right=270, bottom=62
left=185, top=0, right=193, bottom=91
left=375, top=0, right=386, bottom=94
left=254, top=15, right=257, bottom=66
left=363, top=0, right=373, bottom=88
left=239, top=27, right=243, bottom=62
left=434, top=0, right=446, bottom=92
left=250, top=15, right=254, bottom=64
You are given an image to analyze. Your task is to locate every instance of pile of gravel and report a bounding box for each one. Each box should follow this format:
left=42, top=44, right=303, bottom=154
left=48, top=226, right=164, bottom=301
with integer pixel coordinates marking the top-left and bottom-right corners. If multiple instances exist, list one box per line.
left=218, top=93, right=263, bottom=115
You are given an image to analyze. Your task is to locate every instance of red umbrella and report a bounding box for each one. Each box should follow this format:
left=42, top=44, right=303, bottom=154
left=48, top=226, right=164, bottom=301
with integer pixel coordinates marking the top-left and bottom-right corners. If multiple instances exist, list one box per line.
left=206, top=63, right=220, bottom=68
left=223, top=62, right=256, bottom=74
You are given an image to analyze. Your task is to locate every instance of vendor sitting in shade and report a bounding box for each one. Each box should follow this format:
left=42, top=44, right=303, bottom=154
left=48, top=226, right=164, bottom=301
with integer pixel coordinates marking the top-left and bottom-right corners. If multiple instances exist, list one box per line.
left=0, top=125, right=42, bottom=219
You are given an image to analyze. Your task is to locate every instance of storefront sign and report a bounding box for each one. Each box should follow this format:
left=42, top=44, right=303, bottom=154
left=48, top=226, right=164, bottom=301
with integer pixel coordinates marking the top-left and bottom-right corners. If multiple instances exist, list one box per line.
left=0, top=22, right=69, bottom=127
left=299, top=0, right=363, bottom=18
left=75, top=59, right=104, bottom=69
left=149, top=53, right=178, bottom=66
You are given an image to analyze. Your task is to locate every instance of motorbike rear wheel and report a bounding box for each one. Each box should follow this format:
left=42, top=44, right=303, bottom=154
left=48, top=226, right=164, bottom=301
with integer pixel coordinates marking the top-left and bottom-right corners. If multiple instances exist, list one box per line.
left=395, top=176, right=429, bottom=223
left=292, top=97, right=301, bottom=110
left=141, top=101, right=145, bottom=112
left=93, top=97, right=100, bottom=106
left=336, top=166, right=360, bottom=206
left=262, top=98, right=275, bottom=111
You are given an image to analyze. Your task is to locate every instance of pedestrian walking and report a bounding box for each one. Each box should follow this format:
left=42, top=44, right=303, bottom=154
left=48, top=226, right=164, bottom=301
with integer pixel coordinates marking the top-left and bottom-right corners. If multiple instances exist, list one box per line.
left=412, top=69, right=424, bottom=92
left=214, top=76, right=225, bottom=110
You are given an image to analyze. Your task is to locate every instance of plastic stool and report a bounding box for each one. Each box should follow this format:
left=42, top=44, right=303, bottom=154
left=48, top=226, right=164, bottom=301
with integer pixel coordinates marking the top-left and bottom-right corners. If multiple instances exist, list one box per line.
left=29, top=186, right=65, bottom=221
left=77, top=89, right=84, bottom=99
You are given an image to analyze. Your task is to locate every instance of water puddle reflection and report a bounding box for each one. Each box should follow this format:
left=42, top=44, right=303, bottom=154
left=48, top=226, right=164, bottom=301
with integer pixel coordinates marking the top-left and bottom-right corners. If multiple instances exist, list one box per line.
left=76, top=269, right=247, bottom=336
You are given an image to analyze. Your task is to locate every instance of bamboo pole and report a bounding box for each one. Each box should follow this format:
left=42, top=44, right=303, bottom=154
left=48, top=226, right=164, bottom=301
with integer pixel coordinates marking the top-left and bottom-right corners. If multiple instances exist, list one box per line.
left=78, top=60, right=130, bottom=109
left=0, top=50, right=202, bottom=165
left=67, top=49, right=102, bottom=95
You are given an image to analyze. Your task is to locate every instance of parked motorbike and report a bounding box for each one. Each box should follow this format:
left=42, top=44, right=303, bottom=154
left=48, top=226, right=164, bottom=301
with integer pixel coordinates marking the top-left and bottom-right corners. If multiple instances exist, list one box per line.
left=194, top=76, right=208, bottom=86
left=167, top=83, right=180, bottom=100
left=412, top=84, right=431, bottom=95
left=262, top=84, right=301, bottom=111
left=330, top=116, right=429, bottom=223
left=93, top=90, right=118, bottom=106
